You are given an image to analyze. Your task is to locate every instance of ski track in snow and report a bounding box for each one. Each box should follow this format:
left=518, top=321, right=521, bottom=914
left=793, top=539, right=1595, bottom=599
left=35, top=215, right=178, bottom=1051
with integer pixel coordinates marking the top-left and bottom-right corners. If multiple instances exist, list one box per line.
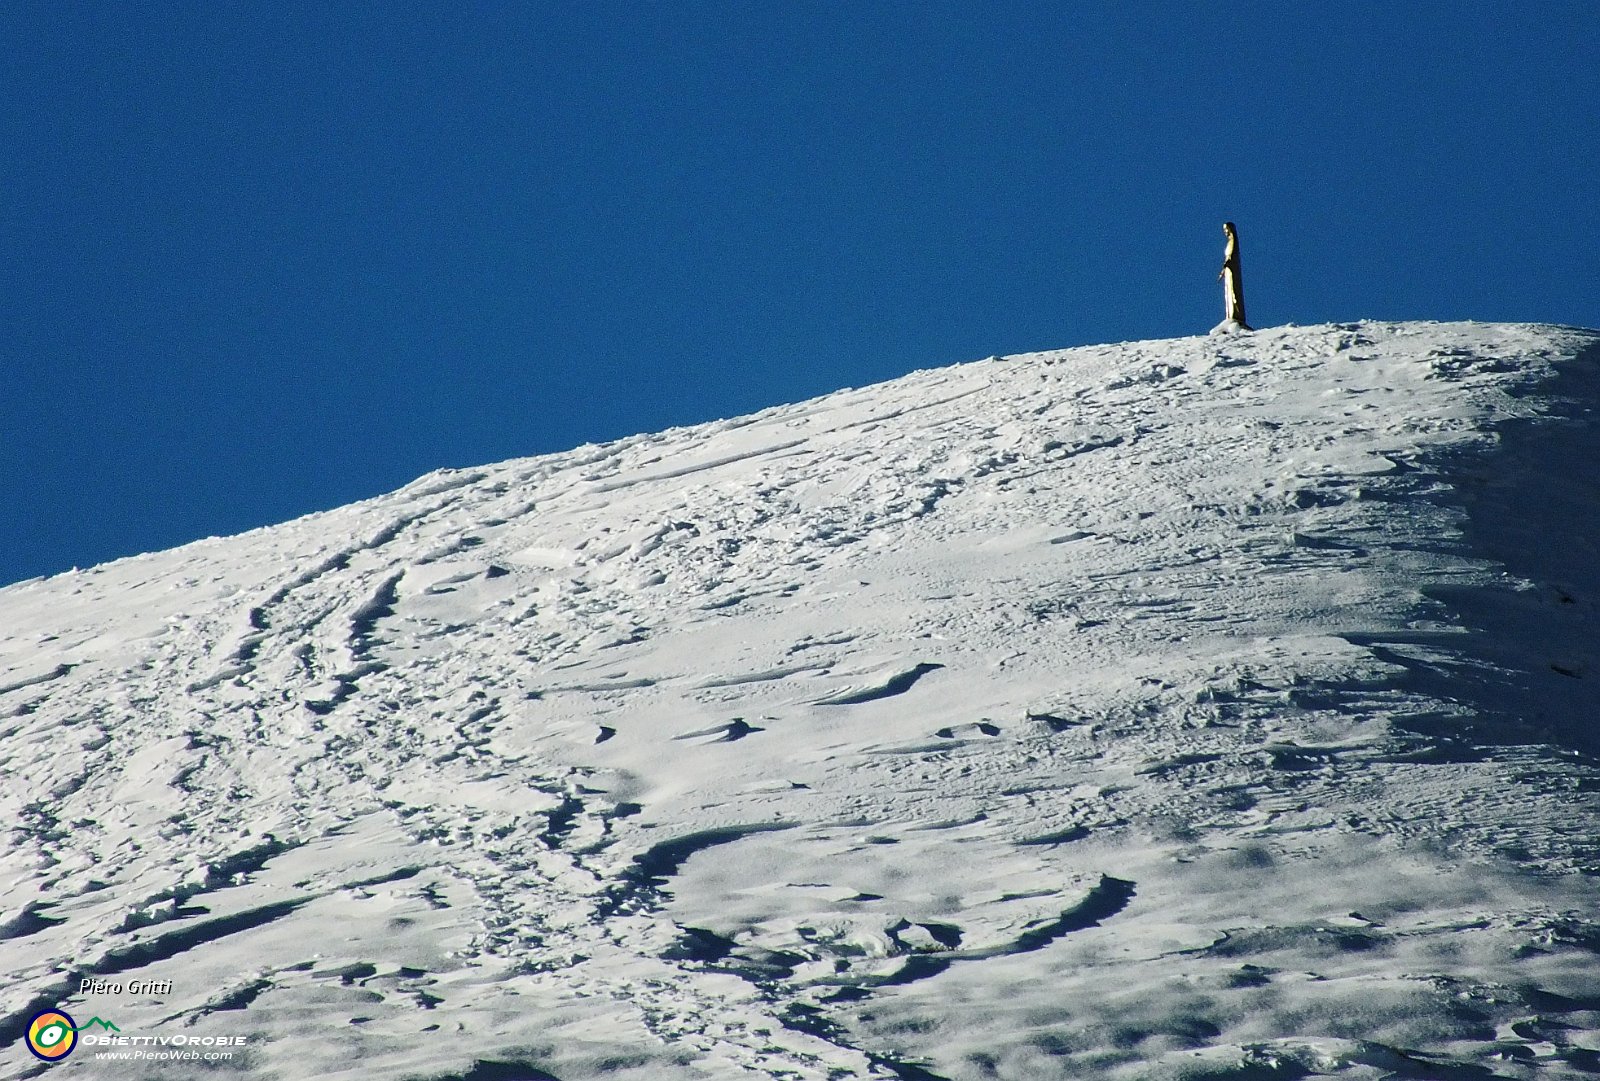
left=2, top=321, right=1600, bottom=1079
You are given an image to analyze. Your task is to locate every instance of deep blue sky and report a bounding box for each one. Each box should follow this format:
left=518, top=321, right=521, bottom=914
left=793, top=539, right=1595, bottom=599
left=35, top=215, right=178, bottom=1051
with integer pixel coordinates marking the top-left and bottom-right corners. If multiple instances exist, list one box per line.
left=5, top=5, right=1598, bottom=585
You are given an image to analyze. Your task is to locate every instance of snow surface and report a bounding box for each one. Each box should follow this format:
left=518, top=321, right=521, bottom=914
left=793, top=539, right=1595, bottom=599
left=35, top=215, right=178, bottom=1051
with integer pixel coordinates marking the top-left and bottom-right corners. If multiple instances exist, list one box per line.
left=3, top=321, right=1599, bottom=1080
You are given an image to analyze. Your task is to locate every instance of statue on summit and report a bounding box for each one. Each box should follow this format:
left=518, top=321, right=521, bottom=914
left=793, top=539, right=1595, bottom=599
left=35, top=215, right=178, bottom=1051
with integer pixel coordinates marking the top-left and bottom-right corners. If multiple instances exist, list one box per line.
left=1218, top=221, right=1251, bottom=331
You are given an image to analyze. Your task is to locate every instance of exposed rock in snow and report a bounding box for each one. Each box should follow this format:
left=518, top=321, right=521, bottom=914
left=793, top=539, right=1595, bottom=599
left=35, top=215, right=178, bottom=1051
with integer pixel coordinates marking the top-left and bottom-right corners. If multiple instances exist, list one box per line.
left=3, top=321, right=1599, bottom=1079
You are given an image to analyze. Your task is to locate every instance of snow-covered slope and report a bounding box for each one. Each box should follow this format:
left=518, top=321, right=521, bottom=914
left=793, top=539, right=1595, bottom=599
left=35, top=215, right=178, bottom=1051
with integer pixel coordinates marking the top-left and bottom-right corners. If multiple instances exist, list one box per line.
left=3, top=321, right=1599, bottom=1080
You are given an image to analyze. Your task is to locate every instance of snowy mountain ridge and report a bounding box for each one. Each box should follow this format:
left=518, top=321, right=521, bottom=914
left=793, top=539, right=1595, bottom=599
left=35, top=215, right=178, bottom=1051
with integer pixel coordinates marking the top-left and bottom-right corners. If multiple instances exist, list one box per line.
left=3, top=320, right=1600, bottom=1080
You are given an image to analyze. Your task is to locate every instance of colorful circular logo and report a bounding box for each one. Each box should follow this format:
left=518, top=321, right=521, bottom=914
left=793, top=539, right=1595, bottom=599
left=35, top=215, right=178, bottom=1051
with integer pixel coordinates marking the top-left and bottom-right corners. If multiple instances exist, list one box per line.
left=26, top=1009, right=78, bottom=1062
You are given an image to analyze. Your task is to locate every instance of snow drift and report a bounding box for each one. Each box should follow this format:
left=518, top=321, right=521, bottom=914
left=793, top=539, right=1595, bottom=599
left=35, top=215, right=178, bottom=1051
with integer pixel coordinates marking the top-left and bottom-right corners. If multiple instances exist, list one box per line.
left=3, top=321, right=1599, bottom=1080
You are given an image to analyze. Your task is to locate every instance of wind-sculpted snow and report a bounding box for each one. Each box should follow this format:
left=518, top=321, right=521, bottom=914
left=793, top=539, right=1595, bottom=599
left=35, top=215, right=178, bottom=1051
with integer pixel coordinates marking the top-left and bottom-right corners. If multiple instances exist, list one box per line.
left=2, top=321, right=1599, bottom=1079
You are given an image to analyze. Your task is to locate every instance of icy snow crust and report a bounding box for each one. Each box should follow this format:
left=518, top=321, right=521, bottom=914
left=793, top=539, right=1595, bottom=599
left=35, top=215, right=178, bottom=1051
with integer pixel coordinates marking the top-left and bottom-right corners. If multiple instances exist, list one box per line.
left=3, top=321, right=1600, bottom=1079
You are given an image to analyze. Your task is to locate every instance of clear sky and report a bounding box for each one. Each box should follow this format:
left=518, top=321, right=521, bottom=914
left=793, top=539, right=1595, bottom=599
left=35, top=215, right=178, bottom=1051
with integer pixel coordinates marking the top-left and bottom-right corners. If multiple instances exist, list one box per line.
left=5, top=4, right=1598, bottom=586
